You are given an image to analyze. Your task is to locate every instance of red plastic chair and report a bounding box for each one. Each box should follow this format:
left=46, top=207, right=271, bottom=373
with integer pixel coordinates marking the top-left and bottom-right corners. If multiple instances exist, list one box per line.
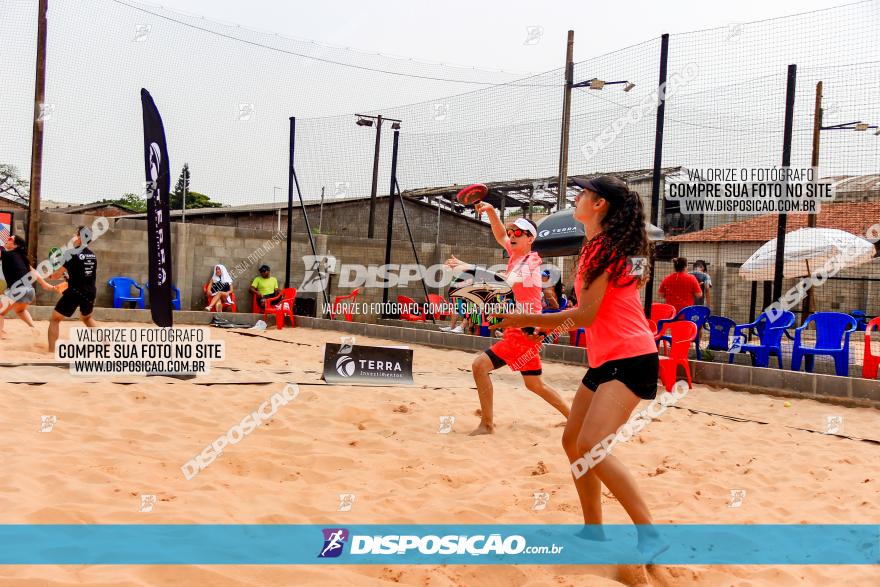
left=203, top=283, right=237, bottom=313
left=266, top=287, right=297, bottom=330
left=863, top=317, right=880, bottom=380
left=398, top=295, right=426, bottom=322
left=251, top=290, right=282, bottom=314
left=329, top=289, right=359, bottom=322
left=658, top=320, right=697, bottom=392
left=427, top=293, right=451, bottom=320
left=650, top=303, right=676, bottom=323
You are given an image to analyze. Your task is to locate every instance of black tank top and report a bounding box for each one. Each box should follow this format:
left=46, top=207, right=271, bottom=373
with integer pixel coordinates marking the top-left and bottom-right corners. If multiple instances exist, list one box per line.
left=0, top=247, right=30, bottom=287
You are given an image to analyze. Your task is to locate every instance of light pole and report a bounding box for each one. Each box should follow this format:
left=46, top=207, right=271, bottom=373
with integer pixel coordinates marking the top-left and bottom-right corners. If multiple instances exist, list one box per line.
left=805, top=79, right=878, bottom=316
left=559, top=75, right=635, bottom=209
left=356, top=114, right=402, bottom=238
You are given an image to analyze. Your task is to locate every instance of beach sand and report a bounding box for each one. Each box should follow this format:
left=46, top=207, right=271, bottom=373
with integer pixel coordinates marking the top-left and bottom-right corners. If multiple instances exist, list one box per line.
left=0, top=319, right=878, bottom=586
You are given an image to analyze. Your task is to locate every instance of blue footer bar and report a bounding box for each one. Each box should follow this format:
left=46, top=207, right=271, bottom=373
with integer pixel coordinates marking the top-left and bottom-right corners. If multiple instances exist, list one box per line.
left=0, top=524, right=876, bottom=565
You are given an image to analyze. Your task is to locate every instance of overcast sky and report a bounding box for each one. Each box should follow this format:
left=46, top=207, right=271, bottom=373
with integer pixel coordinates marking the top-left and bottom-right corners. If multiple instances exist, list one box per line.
left=148, top=0, right=850, bottom=74
left=2, top=0, right=876, bottom=206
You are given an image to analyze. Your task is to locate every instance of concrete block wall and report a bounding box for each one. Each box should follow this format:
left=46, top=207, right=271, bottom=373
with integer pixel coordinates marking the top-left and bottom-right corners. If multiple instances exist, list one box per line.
left=8, top=212, right=505, bottom=320
left=177, top=197, right=498, bottom=250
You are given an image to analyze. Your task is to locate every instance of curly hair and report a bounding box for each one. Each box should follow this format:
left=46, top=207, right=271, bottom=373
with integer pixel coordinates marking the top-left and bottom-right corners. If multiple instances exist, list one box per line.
left=576, top=175, right=653, bottom=289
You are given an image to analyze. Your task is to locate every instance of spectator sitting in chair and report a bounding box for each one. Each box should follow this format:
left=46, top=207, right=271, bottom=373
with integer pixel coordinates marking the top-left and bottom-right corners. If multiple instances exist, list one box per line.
left=205, top=264, right=234, bottom=312
left=249, top=264, right=280, bottom=310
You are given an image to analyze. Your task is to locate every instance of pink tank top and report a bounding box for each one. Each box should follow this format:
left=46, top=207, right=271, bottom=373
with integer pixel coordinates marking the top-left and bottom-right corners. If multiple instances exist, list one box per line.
left=503, top=244, right=543, bottom=314
left=574, top=251, right=658, bottom=368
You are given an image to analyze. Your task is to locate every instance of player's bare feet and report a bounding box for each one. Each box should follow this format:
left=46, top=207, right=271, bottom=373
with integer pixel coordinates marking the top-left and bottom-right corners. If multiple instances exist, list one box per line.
left=468, top=422, right=494, bottom=435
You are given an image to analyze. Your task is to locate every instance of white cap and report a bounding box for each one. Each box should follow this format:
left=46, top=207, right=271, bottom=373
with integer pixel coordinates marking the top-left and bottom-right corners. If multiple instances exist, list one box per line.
left=512, top=218, right=537, bottom=236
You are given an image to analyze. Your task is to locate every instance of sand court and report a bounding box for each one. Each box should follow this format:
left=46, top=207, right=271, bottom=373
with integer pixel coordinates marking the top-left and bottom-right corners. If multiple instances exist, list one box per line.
left=0, top=319, right=878, bottom=585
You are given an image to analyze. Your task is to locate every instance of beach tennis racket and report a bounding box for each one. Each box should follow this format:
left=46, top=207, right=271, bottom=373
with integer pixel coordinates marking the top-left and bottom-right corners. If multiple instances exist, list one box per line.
left=455, top=183, right=489, bottom=206
left=47, top=246, right=64, bottom=270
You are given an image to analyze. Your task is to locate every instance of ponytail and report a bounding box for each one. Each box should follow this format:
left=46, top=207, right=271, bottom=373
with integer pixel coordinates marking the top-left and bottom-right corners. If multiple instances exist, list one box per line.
left=576, top=176, right=652, bottom=289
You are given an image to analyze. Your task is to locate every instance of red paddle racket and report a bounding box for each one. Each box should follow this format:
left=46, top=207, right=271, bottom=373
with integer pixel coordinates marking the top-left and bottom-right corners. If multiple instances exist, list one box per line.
left=455, top=183, right=489, bottom=206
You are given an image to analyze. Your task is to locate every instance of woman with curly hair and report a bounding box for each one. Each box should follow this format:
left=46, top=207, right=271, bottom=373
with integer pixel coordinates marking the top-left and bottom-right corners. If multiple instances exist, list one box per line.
left=492, top=175, right=665, bottom=557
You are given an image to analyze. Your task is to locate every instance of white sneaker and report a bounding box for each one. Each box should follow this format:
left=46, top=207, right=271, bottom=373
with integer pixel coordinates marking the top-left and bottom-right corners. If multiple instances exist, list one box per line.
left=451, top=325, right=464, bottom=334
left=439, top=326, right=452, bottom=332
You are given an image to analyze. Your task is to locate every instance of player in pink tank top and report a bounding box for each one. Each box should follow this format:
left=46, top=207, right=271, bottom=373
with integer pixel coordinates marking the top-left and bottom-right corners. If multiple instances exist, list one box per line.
left=445, top=203, right=569, bottom=436
left=492, top=175, right=667, bottom=559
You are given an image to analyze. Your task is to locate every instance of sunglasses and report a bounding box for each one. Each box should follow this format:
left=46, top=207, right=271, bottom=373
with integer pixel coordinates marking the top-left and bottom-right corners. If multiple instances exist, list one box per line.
left=506, top=228, right=531, bottom=238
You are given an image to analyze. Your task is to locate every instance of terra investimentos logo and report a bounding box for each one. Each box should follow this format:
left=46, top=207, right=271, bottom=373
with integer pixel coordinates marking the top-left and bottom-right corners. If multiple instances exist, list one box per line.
left=335, top=355, right=356, bottom=377
left=334, top=351, right=404, bottom=380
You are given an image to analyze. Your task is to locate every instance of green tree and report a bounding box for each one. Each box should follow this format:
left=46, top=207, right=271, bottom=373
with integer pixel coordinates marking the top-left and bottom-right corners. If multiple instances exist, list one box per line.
left=171, top=163, right=190, bottom=208
left=170, top=164, right=222, bottom=209
left=182, top=191, right=223, bottom=209
left=114, top=192, right=148, bottom=213
left=0, top=163, right=29, bottom=205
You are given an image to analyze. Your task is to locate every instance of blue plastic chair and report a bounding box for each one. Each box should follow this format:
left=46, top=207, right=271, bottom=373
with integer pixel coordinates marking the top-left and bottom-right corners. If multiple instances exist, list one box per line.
left=657, top=305, right=711, bottom=360
left=791, top=312, right=857, bottom=376
left=729, top=311, right=795, bottom=368
left=146, top=283, right=182, bottom=311
left=108, top=277, right=145, bottom=309
left=851, top=310, right=867, bottom=331
left=704, top=315, right=737, bottom=352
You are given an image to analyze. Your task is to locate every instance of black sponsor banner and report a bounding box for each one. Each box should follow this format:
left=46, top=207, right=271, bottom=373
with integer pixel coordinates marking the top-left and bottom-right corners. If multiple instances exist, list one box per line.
left=140, top=88, right=173, bottom=328
left=322, top=343, right=414, bottom=386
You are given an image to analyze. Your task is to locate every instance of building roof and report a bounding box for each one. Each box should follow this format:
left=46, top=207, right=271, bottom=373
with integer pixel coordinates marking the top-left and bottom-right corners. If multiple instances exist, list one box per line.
left=52, top=201, right=138, bottom=214
left=668, top=201, right=880, bottom=243
left=0, top=194, right=27, bottom=209
left=823, top=174, right=880, bottom=194
left=125, top=193, right=490, bottom=227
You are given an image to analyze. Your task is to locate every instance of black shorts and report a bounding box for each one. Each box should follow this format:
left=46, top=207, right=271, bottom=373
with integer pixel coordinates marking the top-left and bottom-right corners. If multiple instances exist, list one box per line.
left=581, top=352, right=659, bottom=400
left=484, top=348, right=542, bottom=377
left=55, top=289, right=95, bottom=318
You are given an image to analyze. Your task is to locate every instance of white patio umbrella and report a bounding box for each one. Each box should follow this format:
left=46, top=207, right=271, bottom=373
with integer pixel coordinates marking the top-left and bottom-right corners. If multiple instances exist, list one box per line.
left=739, top=227, right=876, bottom=281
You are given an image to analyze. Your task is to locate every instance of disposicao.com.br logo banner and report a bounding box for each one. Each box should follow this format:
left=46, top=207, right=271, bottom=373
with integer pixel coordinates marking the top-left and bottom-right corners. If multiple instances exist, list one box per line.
left=0, top=524, right=876, bottom=565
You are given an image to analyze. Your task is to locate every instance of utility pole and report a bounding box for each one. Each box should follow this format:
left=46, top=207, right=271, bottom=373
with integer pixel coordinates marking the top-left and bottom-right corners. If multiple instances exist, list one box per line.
left=26, top=0, right=48, bottom=263
left=556, top=30, right=574, bottom=210
left=802, top=81, right=823, bottom=318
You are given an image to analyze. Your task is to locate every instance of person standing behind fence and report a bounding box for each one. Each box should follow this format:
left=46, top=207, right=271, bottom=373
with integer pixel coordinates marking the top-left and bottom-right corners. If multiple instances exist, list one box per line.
left=690, top=260, right=712, bottom=309
left=658, top=257, right=702, bottom=313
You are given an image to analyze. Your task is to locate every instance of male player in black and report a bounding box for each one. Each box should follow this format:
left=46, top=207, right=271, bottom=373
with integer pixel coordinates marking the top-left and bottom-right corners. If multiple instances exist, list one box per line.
left=48, top=225, right=99, bottom=351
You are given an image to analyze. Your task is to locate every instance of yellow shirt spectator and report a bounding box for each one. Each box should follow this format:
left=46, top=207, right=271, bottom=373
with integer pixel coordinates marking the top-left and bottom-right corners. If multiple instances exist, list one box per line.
left=251, top=275, right=278, bottom=296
